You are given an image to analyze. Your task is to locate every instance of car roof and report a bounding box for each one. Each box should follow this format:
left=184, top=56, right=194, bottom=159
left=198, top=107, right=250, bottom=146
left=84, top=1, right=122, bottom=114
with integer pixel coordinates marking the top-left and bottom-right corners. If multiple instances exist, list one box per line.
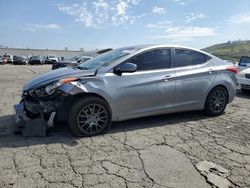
left=97, top=44, right=219, bottom=74
left=123, top=44, right=213, bottom=57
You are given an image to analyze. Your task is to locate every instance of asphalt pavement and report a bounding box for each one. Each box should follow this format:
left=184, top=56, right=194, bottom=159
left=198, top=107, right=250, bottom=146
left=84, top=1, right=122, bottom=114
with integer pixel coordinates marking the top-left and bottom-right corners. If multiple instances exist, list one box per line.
left=0, top=65, right=249, bottom=188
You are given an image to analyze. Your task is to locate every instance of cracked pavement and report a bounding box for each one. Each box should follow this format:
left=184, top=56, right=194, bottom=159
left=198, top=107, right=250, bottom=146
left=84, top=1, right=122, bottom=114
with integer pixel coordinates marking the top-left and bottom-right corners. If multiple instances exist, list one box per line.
left=0, top=65, right=250, bottom=188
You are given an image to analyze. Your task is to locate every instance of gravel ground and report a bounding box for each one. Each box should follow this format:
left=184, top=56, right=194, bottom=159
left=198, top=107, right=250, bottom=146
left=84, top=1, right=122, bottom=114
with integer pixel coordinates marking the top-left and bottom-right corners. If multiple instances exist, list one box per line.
left=0, top=65, right=249, bottom=188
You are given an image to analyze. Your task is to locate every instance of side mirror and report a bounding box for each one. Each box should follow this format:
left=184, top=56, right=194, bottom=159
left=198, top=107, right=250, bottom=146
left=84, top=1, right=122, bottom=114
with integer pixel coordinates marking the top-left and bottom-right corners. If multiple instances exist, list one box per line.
left=114, top=63, right=137, bottom=75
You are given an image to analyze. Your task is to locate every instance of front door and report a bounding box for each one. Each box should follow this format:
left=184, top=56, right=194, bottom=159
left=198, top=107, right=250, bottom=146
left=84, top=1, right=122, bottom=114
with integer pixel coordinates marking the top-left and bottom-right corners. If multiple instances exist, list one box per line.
left=105, top=48, right=176, bottom=120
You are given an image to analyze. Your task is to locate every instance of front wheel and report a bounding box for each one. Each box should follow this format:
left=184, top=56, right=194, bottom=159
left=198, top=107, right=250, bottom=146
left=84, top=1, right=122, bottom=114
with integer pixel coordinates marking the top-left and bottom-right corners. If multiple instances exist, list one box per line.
left=205, top=86, right=228, bottom=116
left=69, top=97, right=111, bottom=137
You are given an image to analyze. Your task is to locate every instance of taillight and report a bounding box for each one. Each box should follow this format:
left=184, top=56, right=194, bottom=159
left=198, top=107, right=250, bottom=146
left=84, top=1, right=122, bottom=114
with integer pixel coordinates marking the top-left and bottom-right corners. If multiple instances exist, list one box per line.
left=226, top=66, right=238, bottom=74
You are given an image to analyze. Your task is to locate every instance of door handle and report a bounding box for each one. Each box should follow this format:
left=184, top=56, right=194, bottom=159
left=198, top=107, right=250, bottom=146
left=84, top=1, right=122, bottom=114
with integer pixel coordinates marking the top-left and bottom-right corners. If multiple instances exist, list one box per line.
left=163, top=75, right=174, bottom=82
left=209, top=69, right=215, bottom=74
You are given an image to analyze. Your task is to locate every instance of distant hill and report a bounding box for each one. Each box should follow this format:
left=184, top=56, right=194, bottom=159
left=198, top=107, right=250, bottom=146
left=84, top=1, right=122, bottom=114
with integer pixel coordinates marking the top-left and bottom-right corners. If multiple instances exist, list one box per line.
left=203, top=40, right=250, bottom=62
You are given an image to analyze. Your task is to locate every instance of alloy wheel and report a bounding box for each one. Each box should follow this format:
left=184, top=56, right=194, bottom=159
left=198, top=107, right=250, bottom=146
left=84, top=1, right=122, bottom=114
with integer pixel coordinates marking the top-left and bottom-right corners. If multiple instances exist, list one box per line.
left=77, top=104, right=108, bottom=135
left=210, top=90, right=227, bottom=113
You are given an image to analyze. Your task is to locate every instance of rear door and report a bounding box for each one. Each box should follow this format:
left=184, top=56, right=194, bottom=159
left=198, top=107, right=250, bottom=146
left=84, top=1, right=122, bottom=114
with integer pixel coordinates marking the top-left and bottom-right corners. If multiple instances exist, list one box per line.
left=172, top=48, right=215, bottom=111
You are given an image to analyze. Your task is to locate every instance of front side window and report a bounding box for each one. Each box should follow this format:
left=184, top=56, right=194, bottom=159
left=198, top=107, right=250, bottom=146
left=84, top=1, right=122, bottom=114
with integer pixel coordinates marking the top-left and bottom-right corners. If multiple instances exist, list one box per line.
left=174, top=49, right=207, bottom=67
left=126, top=49, right=171, bottom=71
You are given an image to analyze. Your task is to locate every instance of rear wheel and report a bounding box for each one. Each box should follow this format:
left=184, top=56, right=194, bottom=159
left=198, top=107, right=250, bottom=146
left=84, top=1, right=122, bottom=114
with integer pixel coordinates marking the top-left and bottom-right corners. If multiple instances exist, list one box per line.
left=205, top=86, right=228, bottom=116
left=69, top=97, right=111, bottom=137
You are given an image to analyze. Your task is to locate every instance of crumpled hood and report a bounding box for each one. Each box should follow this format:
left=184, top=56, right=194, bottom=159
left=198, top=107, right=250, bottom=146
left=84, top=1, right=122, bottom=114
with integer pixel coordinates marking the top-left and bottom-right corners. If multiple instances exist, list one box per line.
left=23, top=67, right=96, bottom=91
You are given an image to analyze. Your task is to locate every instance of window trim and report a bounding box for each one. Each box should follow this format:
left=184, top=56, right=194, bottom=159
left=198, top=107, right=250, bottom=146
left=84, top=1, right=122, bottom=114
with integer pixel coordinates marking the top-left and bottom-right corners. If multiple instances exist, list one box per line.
left=172, top=48, right=211, bottom=68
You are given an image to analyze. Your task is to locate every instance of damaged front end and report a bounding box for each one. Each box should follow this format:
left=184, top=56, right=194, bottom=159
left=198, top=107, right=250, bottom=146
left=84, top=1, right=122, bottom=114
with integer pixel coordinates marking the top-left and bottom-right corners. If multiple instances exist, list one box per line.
left=13, top=66, right=98, bottom=136
left=13, top=102, right=51, bottom=137
left=13, top=77, right=86, bottom=136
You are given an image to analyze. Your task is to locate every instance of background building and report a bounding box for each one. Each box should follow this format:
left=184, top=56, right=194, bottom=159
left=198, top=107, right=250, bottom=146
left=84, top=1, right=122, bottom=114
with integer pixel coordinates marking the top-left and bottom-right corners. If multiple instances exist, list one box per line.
left=0, top=46, right=113, bottom=59
left=0, top=47, right=87, bottom=58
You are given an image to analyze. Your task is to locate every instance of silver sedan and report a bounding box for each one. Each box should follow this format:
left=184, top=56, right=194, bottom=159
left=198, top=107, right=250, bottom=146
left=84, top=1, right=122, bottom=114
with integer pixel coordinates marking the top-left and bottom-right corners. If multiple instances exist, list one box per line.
left=15, top=45, right=238, bottom=136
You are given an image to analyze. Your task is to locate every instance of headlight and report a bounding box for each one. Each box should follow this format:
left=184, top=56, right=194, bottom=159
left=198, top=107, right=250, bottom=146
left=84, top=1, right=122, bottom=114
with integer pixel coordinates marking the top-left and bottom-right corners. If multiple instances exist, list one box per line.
left=33, top=83, right=60, bottom=97
left=33, top=87, right=47, bottom=97
left=45, top=82, right=62, bottom=95
left=34, top=77, right=79, bottom=97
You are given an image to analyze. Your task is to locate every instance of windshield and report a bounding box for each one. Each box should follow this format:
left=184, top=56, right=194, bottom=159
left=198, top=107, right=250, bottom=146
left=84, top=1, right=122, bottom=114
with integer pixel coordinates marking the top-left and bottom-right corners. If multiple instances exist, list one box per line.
left=77, top=47, right=140, bottom=70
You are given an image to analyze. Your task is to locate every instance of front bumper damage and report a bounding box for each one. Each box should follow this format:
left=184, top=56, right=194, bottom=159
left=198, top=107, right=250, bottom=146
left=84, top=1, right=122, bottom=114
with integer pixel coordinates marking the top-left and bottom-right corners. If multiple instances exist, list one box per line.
left=13, top=102, right=56, bottom=137
left=13, top=81, right=89, bottom=137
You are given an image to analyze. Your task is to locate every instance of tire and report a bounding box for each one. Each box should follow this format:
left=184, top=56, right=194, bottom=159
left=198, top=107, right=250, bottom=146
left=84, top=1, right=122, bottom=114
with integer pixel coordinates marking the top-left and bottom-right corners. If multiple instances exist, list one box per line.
left=69, top=96, right=111, bottom=137
left=205, top=86, right=228, bottom=116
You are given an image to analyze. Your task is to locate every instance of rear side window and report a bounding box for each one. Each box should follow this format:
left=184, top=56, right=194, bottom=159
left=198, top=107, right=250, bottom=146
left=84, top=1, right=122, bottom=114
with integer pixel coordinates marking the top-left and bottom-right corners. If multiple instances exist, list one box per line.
left=174, top=49, right=207, bottom=67
left=127, top=49, right=171, bottom=71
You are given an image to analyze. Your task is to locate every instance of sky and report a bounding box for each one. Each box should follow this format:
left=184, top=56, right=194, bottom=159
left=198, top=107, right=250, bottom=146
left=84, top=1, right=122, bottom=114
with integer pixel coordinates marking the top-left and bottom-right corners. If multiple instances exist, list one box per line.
left=0, top=0, right=250, bottom=51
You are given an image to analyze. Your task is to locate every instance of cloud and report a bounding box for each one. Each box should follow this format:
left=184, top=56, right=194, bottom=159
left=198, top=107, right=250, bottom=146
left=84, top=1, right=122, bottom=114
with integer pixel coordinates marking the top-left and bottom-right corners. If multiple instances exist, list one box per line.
left=57, top=0, right=144, bottom=28
left=185, top=13, right=206, bottom=24
left=117, top=1, right=128, bottom=15
left=27, top=24, right=61, bottom=32
left=172, top=0, right=195, bottom=6
left=152, top=26, right=217, bottom=41
left=58, top=3, right=96, bottom=27
left=128, top=0, right=141, bottom=5
left=152, top=7, right=166, bottom=15
left=172, top=0, right=186, bottom=5
left=146, top=21, right=172, bottom=29
left=229, top=12, right=250, bottom=24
